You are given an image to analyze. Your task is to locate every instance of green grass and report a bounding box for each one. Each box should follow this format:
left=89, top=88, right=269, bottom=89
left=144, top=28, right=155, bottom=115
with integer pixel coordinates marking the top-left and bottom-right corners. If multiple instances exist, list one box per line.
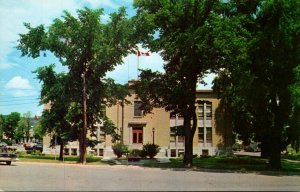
left=282, top=153, right=300, bottom=161
left=143, top=155, right=300, bottom=173
left=18, top=153, right=104, bottom=165
left=16, top=152, right=300, bottom=173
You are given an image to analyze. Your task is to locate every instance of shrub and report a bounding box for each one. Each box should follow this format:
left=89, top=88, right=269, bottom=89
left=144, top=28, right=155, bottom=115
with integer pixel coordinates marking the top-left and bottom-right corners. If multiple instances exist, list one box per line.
left=112, top=143, right=128, bottom=158
left=129, top=149, right=147, bottom=158
left=143, top=143, right=160, bottom=159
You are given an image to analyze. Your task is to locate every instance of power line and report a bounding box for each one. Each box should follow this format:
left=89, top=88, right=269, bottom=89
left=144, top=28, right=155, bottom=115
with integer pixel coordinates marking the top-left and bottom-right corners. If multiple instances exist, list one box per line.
left=0, top=98, right=39, bottom=103
left=0, top=101, right=40, bottom=107
left=0, top=94, right=40, bottom=98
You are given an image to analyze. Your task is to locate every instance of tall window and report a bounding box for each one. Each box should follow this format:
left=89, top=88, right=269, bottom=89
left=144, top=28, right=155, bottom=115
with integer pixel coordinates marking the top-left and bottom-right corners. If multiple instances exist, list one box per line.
left=198, top=127, right=204, bottom=143
left=198, top=127, right=212, bottom=143
left=170, top=127, right=176, bottom=142
left=134, top=101, right=142, bottom=117
left=197, top=104, right=204, bottom=120
left=132, top=127, right=143, bottom=144
left=205, top=104, right=212, bottom=120
left=197, top=102, right=212, bottom=120
left=206, top=127, right=212, bottom=143
left=170, top=126, right=184, bottom=143
left=197, top=101, right=212, bottom=144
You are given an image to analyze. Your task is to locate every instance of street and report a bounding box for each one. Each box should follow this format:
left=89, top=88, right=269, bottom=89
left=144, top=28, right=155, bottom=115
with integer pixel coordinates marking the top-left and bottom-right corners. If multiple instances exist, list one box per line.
left=0, top=162, right=299, bottom=191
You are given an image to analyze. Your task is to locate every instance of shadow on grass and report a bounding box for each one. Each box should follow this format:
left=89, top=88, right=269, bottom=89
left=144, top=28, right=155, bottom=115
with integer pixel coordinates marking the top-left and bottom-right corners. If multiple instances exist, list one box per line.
left=113, top=156, right=300, bottom=176
left=18, top=154, right=300, bottom=176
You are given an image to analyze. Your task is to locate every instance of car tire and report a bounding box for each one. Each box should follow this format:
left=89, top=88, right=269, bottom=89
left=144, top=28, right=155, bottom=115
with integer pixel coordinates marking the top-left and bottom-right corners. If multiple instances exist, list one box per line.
left=6, top=161, right=11, bottom=165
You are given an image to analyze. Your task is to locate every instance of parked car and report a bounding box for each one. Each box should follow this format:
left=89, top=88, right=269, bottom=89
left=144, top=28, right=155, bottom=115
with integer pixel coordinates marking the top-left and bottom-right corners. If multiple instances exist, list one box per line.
left=33, top=144, right=43, bottom=152
left=25, top=144, right=43, bottom=152
left=0, top=142, right=19, bottom=165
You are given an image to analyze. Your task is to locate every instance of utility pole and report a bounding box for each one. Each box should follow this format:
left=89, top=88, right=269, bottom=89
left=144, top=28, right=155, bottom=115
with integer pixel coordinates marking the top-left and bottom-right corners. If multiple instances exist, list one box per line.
left=81, top=65, right=87, bottom=165
left=152, top=128, right=155, bottom=144
left=121, top=99, right=124, bottom=144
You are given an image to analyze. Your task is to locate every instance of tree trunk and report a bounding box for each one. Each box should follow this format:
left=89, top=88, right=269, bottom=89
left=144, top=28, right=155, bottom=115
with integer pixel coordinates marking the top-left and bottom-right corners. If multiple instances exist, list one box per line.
left=184, top=128, right=193, bottom=167
left=183, top=104, right=197, bottom=167
left=269, top=99, right=282, bottom=170
left=59, top=142, right=64, bottom=161
left=79, top=70, right=87, bottom=164
left=260, top=138, right=270, bottom=158
left=269, top=130, right=281, bottom=170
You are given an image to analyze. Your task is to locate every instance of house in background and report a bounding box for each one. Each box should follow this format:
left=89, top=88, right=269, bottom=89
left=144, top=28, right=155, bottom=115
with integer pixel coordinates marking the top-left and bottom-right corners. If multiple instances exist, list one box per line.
left=43, top=88, right=232, bottom=158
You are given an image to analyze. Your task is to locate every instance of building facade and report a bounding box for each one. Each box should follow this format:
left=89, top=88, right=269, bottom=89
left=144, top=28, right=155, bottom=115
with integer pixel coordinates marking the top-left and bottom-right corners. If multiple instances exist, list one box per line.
left=43, top=90, right=232, bottom=158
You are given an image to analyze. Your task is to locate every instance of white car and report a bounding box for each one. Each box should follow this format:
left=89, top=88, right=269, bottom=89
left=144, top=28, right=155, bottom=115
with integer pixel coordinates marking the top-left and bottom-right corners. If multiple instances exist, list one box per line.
left=0, top=143, right=19, bottom=165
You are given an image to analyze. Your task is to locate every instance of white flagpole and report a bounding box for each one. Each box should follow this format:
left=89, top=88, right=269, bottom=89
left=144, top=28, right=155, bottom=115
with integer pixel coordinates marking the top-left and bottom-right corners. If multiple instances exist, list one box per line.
left=137, top=51, right=140, bottom=80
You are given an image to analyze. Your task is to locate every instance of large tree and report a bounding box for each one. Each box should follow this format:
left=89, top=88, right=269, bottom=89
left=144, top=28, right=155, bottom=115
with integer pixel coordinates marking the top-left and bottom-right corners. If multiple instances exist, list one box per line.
left=213, top=0, right=300, bottom=169
left=133, top=0, right=221, bottom=167
left=3, top=112, right=21, bottom=141
left=18, top=7, right=137, bottom=164
left=36, top=64, right=74, bottom=161
left=0, top=114, right=4, bottom=140
left=289, top=65, right=300, bottom=152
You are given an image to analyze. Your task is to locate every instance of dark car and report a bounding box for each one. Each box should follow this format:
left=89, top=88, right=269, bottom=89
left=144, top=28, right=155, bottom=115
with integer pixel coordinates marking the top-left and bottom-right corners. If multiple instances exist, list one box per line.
left=25, top=144, right=43, bottom=152
left=33, top=144, right=43, bottom=152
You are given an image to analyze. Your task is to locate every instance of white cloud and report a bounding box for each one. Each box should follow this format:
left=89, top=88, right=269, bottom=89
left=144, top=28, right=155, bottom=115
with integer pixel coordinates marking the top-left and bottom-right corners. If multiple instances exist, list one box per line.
left=5, top=76, right=33, bottom=89
left=85, top=0, right=118, bottom=9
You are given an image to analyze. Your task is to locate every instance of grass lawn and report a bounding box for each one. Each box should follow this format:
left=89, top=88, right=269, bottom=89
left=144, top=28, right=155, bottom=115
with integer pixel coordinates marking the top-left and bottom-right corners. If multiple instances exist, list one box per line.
left=17, top=152, right=300, bottom=174
left=18, top=153, right=104, bottom=165
left=143, top=155, right=300, bottom=173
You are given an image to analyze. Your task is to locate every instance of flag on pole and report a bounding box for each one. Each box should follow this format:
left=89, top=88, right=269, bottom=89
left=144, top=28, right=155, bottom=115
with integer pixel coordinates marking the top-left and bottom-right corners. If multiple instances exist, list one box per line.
left=137, top=51, right=150, bottom=56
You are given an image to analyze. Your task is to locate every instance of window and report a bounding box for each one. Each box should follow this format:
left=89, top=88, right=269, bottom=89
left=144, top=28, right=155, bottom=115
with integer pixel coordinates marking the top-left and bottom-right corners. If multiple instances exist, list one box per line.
left=197, top=102, right=212, bottom=119
left=178, top=136, right=184, bottom=143
left=132, top=127, right=143, bottom=144
left=170, top=127, right=176, bottom=142
left=64, top=148, right=69, bottom=155
left=206, top=104, right=212, bottom=120
left=197, top=104, right=204, bottom=120
left=198, top=127, right=204, bottom=143
left=198, top=127, right=212, bottom=143
left=99, top=133, right=105, bottom=142
left=134, top=101, right=142, bottom=117
left=71, top=148, right=77, bottom=156
left=206, top=127, right=212, bottom=143
left=170, top=126, right=184, bottom=143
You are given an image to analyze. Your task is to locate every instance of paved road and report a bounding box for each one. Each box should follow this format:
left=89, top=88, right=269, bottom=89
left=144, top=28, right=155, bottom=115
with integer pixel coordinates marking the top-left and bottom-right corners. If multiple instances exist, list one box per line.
left=0, top=162, right=299, bottom=191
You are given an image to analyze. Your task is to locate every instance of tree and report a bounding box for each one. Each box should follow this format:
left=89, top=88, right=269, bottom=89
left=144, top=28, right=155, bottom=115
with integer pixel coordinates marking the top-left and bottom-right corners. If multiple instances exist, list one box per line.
left=3, top=112, right=21, bottom=141
left=36, top=64, right=74, bottom=161
left=133, top=0, right=221, bottom=167
left=18, top=7, right=136, bottom=164
left=289, top=65, right=300, bottom=152
left=16, top=117, right=27, bottom=143
left=0, top=114, right=5, bottom=140
left=32, top=122, right=44, bottom=142
left=213, top=0, right=300, bottom=169
left=23, top=111, right=32, bottom=142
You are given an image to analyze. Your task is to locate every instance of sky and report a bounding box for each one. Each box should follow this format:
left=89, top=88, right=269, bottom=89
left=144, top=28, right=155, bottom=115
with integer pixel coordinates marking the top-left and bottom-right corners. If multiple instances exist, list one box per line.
left=0, top=0, right=214, bottom=116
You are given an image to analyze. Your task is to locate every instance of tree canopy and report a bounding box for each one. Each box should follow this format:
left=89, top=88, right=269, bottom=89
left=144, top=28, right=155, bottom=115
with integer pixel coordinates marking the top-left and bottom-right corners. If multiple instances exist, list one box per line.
left=133, top=0, right=221, bottom=167
left=213, top=0, right=300, bottom=169
left=18, top=7, right=136, bottom=164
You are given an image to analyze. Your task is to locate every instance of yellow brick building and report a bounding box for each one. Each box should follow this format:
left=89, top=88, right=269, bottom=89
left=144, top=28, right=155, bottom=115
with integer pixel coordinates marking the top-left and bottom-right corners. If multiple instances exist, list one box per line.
left=43, top=89, right=232, bottom=158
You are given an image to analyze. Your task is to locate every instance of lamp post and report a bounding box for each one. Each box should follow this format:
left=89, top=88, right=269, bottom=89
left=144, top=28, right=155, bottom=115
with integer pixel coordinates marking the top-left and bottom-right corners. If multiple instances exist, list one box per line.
left=152, top=128, right=155, bottom=144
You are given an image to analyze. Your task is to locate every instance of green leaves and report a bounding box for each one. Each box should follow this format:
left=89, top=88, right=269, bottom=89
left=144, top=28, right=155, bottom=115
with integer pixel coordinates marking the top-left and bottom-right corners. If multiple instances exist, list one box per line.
left=290, top=65, right=300, bottom=107
left=18, top=23, right=48, bottom=58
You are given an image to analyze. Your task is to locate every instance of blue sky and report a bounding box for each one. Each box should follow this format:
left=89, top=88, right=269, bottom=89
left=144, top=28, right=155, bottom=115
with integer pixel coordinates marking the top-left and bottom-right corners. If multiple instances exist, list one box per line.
left=0, top=0, right=214, bottom=116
